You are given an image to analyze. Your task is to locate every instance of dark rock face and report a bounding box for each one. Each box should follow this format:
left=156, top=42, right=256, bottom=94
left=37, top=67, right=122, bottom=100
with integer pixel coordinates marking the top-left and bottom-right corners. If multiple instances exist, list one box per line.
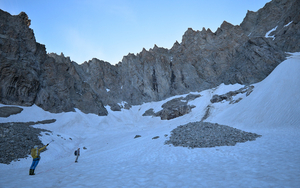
left=0, top=0, right=299, bottom=115
left=0, top=10, right=107, bottom=115
left=36, top=53, right=107, bottom=115
left=241, top=0, right=300, bottom=52
left=74, top=58, right=121, bottom=111
left=0, top=106, right=23, bottom=117
left=0, top=11, right=43, bottom=106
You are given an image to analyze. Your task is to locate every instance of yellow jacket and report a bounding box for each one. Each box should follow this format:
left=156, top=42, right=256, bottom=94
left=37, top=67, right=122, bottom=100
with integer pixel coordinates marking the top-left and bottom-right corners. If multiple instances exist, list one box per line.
left=31, top=145, right=47, bottom=159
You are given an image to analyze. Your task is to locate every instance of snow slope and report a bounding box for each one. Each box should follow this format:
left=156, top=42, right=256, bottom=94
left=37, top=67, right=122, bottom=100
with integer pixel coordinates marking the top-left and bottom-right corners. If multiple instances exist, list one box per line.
left=208, top=52, right=300, bottom=132
left=0, top=53, right=299, bottom=187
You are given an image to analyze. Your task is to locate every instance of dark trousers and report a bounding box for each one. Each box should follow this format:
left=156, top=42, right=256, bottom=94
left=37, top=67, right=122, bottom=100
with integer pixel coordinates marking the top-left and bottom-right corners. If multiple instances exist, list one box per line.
left=30, top=158, right=40, bottom=170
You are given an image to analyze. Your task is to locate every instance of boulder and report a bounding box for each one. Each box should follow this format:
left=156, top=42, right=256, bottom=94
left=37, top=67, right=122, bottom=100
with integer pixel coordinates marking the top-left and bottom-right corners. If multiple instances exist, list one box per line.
left=155, top=97, right=196, bottom=120
left=0, top=106, right=23, bottom=117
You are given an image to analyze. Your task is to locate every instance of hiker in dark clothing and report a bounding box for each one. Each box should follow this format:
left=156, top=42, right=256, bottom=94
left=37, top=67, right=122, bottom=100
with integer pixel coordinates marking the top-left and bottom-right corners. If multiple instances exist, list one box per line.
left=75, top=148, right=80, bottom=163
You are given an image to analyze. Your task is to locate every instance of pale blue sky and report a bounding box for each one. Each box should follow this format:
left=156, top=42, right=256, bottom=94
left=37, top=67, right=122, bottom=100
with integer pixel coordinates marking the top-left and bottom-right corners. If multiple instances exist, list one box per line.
left=1, top=0, right=270, bottom=64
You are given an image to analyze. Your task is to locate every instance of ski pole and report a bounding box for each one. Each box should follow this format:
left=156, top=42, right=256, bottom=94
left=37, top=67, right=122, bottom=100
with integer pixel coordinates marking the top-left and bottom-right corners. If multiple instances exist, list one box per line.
left=47, top=140, right=54, bottom=145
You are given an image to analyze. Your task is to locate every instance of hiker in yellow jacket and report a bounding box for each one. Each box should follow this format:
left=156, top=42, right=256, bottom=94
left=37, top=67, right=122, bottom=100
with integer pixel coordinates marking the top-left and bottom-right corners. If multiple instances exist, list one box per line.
left=29, top=144, right=49, bottom=175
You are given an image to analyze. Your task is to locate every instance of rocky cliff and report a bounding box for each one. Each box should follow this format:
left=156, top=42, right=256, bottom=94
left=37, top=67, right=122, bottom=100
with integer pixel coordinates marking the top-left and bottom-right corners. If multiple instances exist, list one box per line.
left=80, top=0, right=299, bottom=108
left=241, top=0, right=300, bottom=52
left=0, top=11, right=107, bottom=115
left=0, top=0, right=299, bottom=115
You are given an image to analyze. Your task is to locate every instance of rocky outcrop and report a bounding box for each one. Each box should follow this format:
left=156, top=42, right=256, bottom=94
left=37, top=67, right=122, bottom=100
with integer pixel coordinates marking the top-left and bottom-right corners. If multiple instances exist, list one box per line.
left=73, top=58, right=121, bottom=110
left=241, top=0, right=300, bottom=52
left=0, top=106, right=23, bottom=117
left=35, top=53, right=107, bottom=115
left=210, top=85, right=254, bottom=103
left=143, top=94, right=200, bottom=120
left=0, top=10, right=107, bottom=115
left=0, top=0, right=299, bottom=115
left=0, top=11, right=43, bottom=106
left=155, top=98, right=195, bottom=120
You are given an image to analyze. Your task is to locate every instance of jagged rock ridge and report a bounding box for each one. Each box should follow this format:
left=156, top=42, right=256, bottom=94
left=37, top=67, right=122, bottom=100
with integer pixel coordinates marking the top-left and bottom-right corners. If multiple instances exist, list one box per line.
left=0, top=11, right=107, bottom=115
left=0, top=0, right=299, bottom=115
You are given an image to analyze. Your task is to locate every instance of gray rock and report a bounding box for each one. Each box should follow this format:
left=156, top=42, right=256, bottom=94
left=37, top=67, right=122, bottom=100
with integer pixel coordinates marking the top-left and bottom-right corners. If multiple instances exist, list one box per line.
left=183, top=94, right=201, bottom=101
left=201, top=105, right=212, bottom=122
left=123, top=103, right=132, bottom=110
left=0, top=120, right=55, bottom=164
left=154, top=97, right=196, bottom=120
left=0, top=106, right=23, bottom=117
left=142, top=108, right=155, bottom=116
left=109, top=103, right=121, bottom=111
left=210, top=85, right=254, bottom=103
left=165, top=121, right=262, bottom=148
left=134, top=135, right=141, bottom=139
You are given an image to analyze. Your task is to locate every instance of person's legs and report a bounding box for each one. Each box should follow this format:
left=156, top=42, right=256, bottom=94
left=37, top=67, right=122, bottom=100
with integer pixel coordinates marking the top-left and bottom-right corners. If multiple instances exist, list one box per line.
left=30, top=158, right=40, bottom=175
left=30, top=160, right=36, bottom=170
left=32, top=158, right=40, bottom=170
left=75, top=155, right=79, bottom=162
left=29, top=159, right=39, bottom=175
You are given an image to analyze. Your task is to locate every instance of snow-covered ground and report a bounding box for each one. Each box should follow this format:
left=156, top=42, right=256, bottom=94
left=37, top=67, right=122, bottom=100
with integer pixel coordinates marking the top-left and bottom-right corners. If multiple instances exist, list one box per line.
left=1, top=53, right=300, bottom=187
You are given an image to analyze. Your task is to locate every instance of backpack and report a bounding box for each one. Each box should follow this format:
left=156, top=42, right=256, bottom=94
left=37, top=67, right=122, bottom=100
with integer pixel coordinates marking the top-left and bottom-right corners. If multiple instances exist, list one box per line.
left=31, top=149, right=35, bottom=157
left=74, top=150, right=77, bottom=156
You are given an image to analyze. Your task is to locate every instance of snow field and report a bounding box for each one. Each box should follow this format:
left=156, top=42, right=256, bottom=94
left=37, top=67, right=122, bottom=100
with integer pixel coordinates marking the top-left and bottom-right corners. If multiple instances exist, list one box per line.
left=0, top=52, right=300, bottom=187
